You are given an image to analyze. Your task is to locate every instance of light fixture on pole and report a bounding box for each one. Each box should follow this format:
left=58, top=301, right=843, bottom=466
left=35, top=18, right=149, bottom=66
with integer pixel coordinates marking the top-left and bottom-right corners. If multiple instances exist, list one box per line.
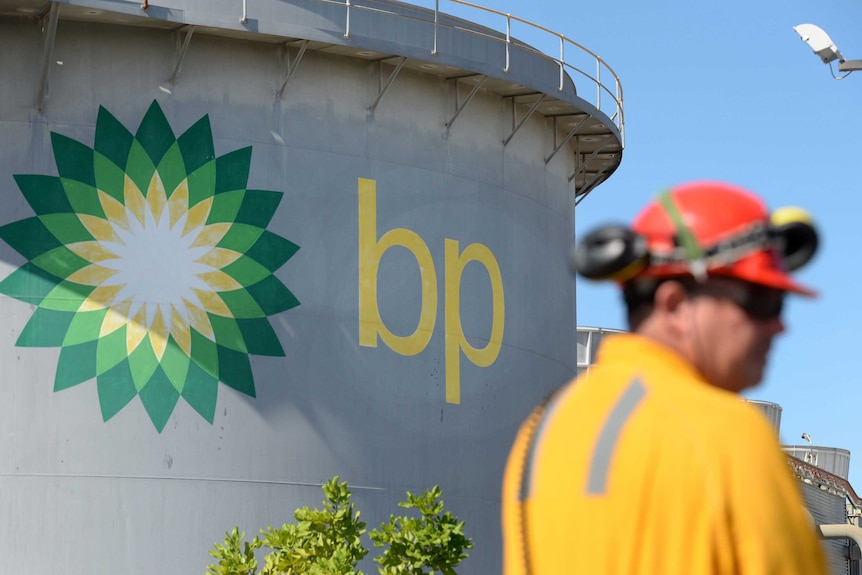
left=800, top=432, right=817, bottom=466
left=794, top=23, right=862, bottom=79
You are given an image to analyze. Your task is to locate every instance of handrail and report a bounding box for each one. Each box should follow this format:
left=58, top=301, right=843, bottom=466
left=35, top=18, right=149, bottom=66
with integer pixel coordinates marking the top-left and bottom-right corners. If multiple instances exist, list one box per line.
left=449, top=0, right=624, bottom=144
left=274, top=0, right=623, bottom=144
left=136, top=0, right=624, bottom=145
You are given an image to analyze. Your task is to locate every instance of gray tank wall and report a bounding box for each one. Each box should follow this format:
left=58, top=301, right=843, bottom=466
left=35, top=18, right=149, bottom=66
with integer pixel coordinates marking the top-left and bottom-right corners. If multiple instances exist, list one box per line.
left=0, top=13, right=581, bottom=575
left=785, top=447, right=852, bottom=480
left=800, top=483, right=851, bottom=575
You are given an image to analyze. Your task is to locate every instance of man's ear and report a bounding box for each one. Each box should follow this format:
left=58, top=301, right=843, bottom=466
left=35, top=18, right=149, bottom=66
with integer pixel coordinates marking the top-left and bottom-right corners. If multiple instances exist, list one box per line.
left=653, top=280, right=691, bottom=322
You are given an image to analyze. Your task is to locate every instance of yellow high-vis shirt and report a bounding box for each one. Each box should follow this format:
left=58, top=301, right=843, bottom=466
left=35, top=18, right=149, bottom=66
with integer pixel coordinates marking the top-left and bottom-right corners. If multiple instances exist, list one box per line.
left=502, top=333, right=828, bottom=575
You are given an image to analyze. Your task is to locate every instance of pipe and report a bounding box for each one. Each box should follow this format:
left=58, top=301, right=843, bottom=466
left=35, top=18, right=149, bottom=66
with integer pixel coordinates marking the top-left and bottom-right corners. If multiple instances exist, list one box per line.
left=819, top=523, right=862, bottom=558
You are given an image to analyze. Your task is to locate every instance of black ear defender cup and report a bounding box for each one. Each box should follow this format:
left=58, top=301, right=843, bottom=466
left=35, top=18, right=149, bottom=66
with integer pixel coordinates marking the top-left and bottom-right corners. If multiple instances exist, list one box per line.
left=770, top=207, right=819, bottom=272
left=572, top=225, right=650, bottom=281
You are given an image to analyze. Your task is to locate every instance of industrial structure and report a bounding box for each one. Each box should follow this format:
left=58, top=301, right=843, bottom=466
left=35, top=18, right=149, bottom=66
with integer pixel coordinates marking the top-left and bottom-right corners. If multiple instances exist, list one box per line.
left=0, top=1, right=623, bottom=573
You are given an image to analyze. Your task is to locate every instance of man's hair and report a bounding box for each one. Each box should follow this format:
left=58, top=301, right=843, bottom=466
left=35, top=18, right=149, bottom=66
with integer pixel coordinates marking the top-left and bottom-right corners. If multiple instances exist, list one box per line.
left=622, top=281, right=656, bottom=331
left=623, top=276, right=695, bottom=331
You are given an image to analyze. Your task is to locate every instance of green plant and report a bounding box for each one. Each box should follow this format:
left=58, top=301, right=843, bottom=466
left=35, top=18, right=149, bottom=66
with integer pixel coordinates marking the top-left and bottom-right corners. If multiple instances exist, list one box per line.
left=207, top=527, right=263, bottom=575
left=370, top=485, right=473, bottom=575
left=258, top=476, right=368, bottom=575
left=205, top=479, right=471, bottom=575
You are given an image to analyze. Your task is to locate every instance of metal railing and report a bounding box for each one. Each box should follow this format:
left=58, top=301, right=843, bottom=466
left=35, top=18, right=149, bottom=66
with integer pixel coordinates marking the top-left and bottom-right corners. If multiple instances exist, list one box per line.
left=249, top=0, right=625, bottom=145
left=446, top=0, right=624, bottom=143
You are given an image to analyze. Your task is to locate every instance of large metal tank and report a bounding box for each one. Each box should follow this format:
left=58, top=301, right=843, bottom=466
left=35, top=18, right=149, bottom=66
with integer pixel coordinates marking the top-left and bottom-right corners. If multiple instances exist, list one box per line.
left=799, top=481, right=853, bottom=575
left=0, top=1, right=623, bottom=573
left=746, top=399, right=783, bottom=436
left=576, top=325, right=625, bottom=377
left=785, top=446, right=852, bottom=480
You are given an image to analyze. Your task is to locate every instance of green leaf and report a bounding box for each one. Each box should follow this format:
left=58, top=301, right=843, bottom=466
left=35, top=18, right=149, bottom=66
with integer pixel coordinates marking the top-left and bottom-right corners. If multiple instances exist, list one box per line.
left=235, top=189, right=282, bottom=228
left=128, top=337, right=159, bottom=392
left=125, top=139, right=157, bottom=197
left=31, top=246, right=91, bottom=279
left=17, top=307, right=75, bottom=347
left=51, top=132, right=96, bottom=187
left=139, top=367, right=180, bottom=432
left=190, top=328, right=219, bottom=379
left=94, top=106, right=135, bottom=173
left=97, top=359, right=137, bottom=421
left=15, top=174, right=73, bottom=216
left=207, top=189, right=245, bottom=224
left=63, top=307, right=108, bottom=345
left=40, top=280, right=95, bottom=312
left=177, top=114, right=215, bottom=175
left=136, top=100, right=176, bottom=166
left=40, top=213, right=96, bottom=245
left=237, top=317, right=284, bottom=356
left=217, top=345, right=255, bottom=397
left=181, top=359, right=218, bottom=423
left=0, top=263, right=62, bottom=305
left=160, top=337, right=190, bottom=393
left=188, top=160, right=216, bottom=207
left=209, top=314, right=247, bottom=353
left=63, top=178, right=106, bottom=218
left=245, top=231, right=299, bottom=273
left=246, top=275, right=300, bottom=316
left=55, top=339, right=98, bottom=391
left=218, top=288, right=265, bottom=319
left=96, top=327, right=127, bottom=375
left=157, top=141, right=187, bottom=199
left=0, top=217, right=63, bottom=261
left=222, top=255, right=271, bottom=288
left=94, top=151, right=127, bottom=203
left=215, top=147, right=251, bottom=195
left=216, top=223, right=264, bottom=254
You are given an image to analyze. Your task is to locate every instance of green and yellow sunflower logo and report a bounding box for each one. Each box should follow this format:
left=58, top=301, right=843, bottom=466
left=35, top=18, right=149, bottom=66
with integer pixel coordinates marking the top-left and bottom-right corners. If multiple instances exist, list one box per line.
left=0, top=101, right=299, bottom=431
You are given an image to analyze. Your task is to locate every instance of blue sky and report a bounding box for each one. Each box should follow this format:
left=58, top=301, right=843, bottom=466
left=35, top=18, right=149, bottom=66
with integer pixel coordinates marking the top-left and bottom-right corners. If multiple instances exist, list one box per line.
left=440, top=0, right=862, bottom=485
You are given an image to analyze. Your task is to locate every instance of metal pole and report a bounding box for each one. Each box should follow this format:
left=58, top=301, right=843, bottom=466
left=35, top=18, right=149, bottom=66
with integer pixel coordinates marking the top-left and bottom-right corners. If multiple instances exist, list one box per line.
left=445, top=76, right=487, bottom=129
left=596, top=60, right=601, bottom=111
left=168, top=26, right=196, bottom=85
left=36, top=2, right=60, bottom=113
left=344, top=0, right=350, bottom=38
left=504, top=14, right=511, bottom=73
left=432, top=0, right=438, bottom=55
left=240, top=0, right=247, bottom=24
left=277, top=40, right=310, bottom=98
left=559, top=35, right=564, bottom=91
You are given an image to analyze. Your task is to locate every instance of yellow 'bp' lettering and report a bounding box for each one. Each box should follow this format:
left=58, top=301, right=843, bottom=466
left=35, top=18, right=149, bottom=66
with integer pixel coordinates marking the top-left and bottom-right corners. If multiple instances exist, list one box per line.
left=358, top=178, right=437, bottom=355
left=358, top=178, right=505, bottom=404
left=444, top=239, right=504, bottom=404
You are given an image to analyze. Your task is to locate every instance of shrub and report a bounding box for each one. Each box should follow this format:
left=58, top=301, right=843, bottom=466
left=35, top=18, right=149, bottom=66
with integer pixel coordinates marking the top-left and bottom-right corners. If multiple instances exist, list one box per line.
left=206, top=477, right=472, bottom=575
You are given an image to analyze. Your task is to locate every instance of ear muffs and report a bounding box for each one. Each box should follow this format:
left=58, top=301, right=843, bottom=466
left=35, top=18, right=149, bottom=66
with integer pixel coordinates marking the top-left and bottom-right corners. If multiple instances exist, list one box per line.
left=770, top=207, right=819, bottom=272
left=572, top=225, right=649, bottom=281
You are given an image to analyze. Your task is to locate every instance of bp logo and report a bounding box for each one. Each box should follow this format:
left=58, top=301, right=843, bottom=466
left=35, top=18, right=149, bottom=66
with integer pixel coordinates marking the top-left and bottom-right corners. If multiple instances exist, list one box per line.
left=0, top=101, right=299, bottom=431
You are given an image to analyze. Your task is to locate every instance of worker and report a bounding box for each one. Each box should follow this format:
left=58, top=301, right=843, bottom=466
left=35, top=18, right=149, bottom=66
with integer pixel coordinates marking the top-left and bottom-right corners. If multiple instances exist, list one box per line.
left=502, top=181, right=828, bottom=574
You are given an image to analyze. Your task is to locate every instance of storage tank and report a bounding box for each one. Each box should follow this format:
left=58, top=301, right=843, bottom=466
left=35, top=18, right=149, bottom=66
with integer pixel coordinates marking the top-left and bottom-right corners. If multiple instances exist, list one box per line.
left=576, top=326, right=626, bottom=377
left=0, top=1, right=623, bottom=574
left=745, top=399, right=783, bottom=436
left=784, top=446, right=852, bottom=480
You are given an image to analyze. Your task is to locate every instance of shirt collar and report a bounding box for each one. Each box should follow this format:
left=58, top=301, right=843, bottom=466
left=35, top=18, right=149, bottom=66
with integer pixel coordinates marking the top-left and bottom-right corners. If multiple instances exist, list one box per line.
left=595, top=332, right=709, bottom=386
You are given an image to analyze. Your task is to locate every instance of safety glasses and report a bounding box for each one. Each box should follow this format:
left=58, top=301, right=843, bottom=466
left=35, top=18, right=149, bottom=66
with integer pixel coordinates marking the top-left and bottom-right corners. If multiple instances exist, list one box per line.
left=687, top=279, right=785, bottom=321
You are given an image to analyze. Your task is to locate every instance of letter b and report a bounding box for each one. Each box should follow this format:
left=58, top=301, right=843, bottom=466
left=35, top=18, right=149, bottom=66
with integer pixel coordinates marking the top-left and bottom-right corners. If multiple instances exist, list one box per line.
left=358, top=178, right=438, bottom=355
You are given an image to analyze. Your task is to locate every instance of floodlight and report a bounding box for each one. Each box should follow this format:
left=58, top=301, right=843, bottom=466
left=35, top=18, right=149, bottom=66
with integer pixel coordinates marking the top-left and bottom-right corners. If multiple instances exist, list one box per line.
left=793, top=24, right=843, bottom=64
left=793, top=23, right=862, bottom=78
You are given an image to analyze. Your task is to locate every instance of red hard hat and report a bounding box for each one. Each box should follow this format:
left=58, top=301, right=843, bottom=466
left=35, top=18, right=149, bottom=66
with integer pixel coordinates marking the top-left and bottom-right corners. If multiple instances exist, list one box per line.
left=631, top=181, right=816, bottom=296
